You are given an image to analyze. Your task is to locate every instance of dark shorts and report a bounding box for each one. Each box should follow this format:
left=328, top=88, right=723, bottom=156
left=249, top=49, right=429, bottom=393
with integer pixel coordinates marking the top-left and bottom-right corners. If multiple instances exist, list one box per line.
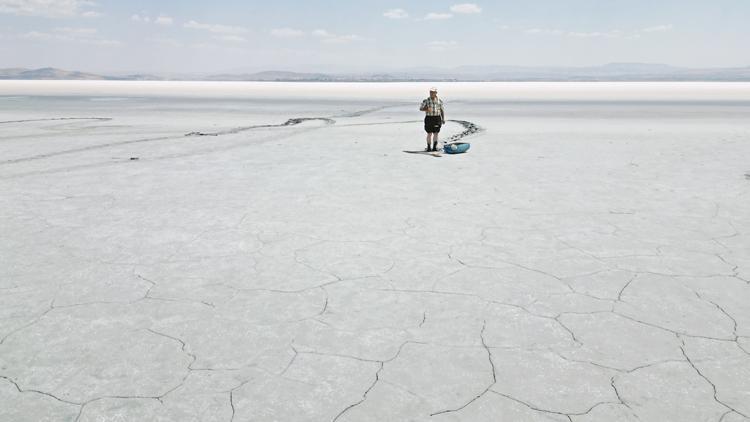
left=424, top=116, right=442, bottom=133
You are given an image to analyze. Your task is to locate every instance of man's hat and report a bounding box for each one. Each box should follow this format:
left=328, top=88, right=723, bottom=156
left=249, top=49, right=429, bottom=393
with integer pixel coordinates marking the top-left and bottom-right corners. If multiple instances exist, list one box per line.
left=430, top=87, right=438, bottom=92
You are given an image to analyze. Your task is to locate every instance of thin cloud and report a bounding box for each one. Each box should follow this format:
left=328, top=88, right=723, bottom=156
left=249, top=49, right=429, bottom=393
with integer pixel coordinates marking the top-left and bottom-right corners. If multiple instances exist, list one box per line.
left=21, top=26, right=120, bottom=46
left=323, top=34, right=363, bottom=44
left=0, top=0, right=98, bottom=18
left=153, top=37, right=183, bottom=48
left=21, top=30, right=54, bottom=40
left=79, top=38, right=120, bottom=46
left=271, top=27, right=304, bottom=38
left=525, top=28, right=564, bottom=35
left=423, top=12, right=452, bottom=20
left=190, top=41, right=244, bottom=52
left=568, top=30, right=623, bottom=38
left=54, top=26, right=97, bottom=35
left=154, top=16, right=174, bottom=26
left=450, top=3, right=482, bottom=14
left=191, top=42, right=217, bottom=49
left=132, top=14, right=174, bottom=26
left=427, top=40, right=457, bottom=51
left=131, top=14, right=150, bottom=23
left=184, top=20, right=248, bottom=34
left=312, top=29, right=331, bottom=37
left=312, top=28, right=364, bottom=43
left=641, top=24, right=673, bottom=33
left=81, top=10, right=101, bottom=18
left=522, top=25, right=672, bottom=39
left=383, top=8, right=408, bottom=19
left=214, top=34, right=246, bottom=43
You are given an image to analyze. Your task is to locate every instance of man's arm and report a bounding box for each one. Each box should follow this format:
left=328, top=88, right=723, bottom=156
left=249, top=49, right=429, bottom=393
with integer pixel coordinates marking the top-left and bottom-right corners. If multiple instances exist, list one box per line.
left=440, top=108, right=445, bottom=123
left=419, top=100, right=428, bottom=112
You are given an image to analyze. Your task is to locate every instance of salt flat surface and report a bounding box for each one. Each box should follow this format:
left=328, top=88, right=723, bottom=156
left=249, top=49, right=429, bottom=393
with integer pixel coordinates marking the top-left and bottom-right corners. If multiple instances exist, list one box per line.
left=3, top=80, right=750, bottom=101
left=1, top=82, right=750, bottom=421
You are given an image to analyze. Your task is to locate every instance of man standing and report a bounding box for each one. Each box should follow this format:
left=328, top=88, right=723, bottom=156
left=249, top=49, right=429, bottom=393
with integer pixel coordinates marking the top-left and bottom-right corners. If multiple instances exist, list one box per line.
left=419, top=87, right=445, bottom=152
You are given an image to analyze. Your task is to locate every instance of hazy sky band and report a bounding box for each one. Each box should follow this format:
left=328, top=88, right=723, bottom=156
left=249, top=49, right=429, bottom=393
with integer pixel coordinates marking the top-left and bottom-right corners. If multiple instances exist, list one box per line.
left=1, top=0, right=747, bottom=73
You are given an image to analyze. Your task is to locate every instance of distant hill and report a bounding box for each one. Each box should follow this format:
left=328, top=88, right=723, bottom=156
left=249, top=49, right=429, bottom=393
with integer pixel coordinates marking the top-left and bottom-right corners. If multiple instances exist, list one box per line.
left=0, top=67, right=162, bottom=81
left=0, top=67, right=106, bottom=80
left=2, top=65, right=750, bottom=82
left=204, top=70, right=334, bottom=81
left=387, top=63, right=750, bottom=81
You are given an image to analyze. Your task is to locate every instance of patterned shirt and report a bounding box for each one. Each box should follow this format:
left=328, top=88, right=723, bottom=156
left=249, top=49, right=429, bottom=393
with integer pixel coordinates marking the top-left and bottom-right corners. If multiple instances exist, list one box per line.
left=420, top=97, right=444, bottom=117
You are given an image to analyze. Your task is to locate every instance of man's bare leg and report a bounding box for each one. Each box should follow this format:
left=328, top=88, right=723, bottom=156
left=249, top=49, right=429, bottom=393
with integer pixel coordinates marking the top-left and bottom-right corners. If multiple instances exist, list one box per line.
left=426, top=133, right=432, bottom=150
left=432, top=133, right=439, bottom=151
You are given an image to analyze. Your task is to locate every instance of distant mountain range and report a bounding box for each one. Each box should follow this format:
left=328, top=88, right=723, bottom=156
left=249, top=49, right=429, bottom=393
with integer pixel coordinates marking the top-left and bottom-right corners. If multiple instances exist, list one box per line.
left=2, top=64, right=750, bottom=82
left=0, top=67, right=161, bottom=81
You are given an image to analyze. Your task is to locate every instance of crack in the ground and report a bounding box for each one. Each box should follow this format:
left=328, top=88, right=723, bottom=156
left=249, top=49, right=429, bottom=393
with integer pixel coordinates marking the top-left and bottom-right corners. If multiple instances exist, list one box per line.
left=419, top=311, right=427, bottom=328
left=133, top=272, right=217, bottom=308
left=446, top=245, right=575, bottom=293
left=719, top=410, right=746, bottom=422
left=609, top=376, right=632, bottom=411
left=612, top=310, right=737, bottom=342
left=616, top=274, right=638, bottom=302
left=737, top=338, right=750, bottom=357
left=331, top=362, right=384, bottom=422
left=318, top=287, right=329, bottom=316
left=554, top=316, right=584, bottom=346
left=430, top=321, right=497, bottom=416
left=0, top=375, right=81, bottom=406
left=696, top=293, right=739, bottom=340
left=679, top=338, right=749, bottom=418
left=279, top=344, right=299, bottom=376
left=142, top=328, right=199, bottom=402
left=224, top=378, right=255, bottom=422
left=229, top=390, right=236, bottom=422
left=0, top=299, right=55, bottom=345
left=311, top=341, right=425, bottom=421
left=489, top=390, right=619, bottom=419
left=552, top=347, right=684, bottom=374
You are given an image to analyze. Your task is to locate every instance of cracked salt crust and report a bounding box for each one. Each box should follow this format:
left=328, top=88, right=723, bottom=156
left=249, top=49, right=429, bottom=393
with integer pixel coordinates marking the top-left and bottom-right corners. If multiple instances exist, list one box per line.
left=1, top=82, right=750, bottom=421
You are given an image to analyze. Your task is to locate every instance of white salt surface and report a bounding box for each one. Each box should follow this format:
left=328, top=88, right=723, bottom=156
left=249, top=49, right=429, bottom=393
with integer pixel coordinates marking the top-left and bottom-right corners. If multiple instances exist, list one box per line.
left=1, top=82, right=750, bottom=421
left=3, top=80, right=750, bottom=101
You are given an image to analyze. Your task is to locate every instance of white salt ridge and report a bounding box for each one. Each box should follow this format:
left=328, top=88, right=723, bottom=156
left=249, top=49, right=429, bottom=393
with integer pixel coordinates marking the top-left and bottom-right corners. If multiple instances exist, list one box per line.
left=2, top=80, right=750, bottom=101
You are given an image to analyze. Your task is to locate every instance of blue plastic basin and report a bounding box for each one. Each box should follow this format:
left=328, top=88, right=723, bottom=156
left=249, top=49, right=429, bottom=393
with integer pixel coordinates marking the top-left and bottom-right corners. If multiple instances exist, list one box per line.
left=443, top=142, right=470, bottom=154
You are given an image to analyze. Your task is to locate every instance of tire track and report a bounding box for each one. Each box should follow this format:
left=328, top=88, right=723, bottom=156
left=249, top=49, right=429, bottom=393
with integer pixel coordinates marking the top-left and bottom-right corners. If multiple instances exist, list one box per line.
left=332, top=104, right=405, bottom=118
left=1, top=134, right=179, bottom=165
left=1, top=118, right=335, bottom=165
left=1, top=111, right=483, bottom=170
left=0, top=117, right=112, bottom=125
left=185, top=117, right=334, bottom=137
left=444, top=120, right=483, bottom=143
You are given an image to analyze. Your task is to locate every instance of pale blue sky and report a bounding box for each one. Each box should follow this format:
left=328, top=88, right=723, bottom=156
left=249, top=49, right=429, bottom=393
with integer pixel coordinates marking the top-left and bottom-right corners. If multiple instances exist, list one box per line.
left=1, top=0, right=748, bottom=73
